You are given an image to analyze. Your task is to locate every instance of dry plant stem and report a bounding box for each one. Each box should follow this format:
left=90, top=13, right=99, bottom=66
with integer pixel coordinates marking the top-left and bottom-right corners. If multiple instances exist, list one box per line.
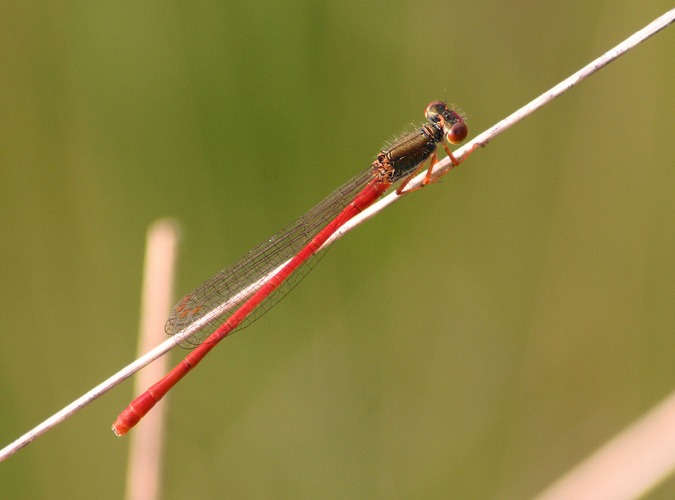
left=535, top=391, right=675, bottom=500
left=124, top=220, right=179, bottom=500
left=328, top=8, right=675, bottom=241
left=0, top=8, right=672, bottom=463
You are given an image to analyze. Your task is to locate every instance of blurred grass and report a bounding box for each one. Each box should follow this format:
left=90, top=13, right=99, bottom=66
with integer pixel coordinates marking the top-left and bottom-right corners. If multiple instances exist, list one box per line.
left=1, top=1, right=674, bottom=498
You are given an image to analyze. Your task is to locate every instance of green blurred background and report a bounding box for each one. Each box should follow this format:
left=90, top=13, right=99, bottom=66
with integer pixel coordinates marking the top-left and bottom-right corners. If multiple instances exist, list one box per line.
left=1, top=1, right=673, bottom=498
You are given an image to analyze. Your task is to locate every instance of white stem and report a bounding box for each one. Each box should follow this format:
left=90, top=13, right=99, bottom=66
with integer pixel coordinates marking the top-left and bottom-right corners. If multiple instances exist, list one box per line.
left=328, top=7, right=675, bottom=241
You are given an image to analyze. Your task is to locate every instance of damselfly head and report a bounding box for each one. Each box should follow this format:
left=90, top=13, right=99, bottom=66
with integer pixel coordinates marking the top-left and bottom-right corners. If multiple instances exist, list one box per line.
left=425, top=101, right=468, bottom=145
left=424, top=101, right=448, bottom=123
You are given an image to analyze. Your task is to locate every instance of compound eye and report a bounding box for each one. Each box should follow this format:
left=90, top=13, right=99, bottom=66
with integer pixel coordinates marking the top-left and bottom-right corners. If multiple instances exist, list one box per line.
left=425, top=101, right=448, bottom=123
left=447, top=121, right=468, bottom=144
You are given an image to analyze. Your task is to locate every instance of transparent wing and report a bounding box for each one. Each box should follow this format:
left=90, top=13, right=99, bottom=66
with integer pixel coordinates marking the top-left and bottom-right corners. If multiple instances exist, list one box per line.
left=166, top=167, right=376, bottom=347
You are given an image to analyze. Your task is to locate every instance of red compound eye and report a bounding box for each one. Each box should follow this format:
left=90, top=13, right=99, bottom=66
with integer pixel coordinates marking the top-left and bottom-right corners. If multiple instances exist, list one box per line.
left=447, top=121, right=468, bottom=144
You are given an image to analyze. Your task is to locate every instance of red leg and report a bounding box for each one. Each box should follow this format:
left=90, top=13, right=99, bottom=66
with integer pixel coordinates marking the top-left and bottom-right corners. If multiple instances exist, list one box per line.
left=426, top=141, right=481, bottom=185
left=397, top=141, right=482, bottom=195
